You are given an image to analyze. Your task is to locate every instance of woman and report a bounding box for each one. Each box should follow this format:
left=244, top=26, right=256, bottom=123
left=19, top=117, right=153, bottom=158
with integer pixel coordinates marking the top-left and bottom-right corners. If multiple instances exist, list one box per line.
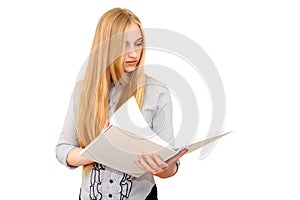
left=56, top=7, right=187, bottom=200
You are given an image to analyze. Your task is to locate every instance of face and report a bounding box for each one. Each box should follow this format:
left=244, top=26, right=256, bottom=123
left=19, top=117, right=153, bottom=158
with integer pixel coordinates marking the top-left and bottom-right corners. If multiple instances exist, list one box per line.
left=123, top=23, right=143, bottom=73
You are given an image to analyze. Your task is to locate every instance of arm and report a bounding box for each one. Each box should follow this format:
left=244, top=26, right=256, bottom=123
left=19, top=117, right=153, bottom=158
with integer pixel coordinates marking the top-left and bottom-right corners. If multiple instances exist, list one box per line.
left=66, top=147, right=93, bottom=167
left=66, top=120, right=110, bottom=167
left=55, top=91, right=93, bottom=168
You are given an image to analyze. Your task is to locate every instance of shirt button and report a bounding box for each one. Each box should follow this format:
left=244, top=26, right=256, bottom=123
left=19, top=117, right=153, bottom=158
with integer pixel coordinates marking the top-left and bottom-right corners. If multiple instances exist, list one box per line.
left=109, top=180, right=113, bottom=184
left=108, top=194, right=112, bottom=198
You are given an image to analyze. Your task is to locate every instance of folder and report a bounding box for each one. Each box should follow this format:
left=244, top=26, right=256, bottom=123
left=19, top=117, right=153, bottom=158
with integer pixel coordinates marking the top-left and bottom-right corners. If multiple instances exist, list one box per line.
left=80, top=97, right=231, bottom=177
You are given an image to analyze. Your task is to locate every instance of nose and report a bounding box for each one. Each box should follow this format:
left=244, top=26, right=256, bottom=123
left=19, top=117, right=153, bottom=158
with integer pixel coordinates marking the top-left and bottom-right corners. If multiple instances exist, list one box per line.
left=127, top=49, right=137, bottom=58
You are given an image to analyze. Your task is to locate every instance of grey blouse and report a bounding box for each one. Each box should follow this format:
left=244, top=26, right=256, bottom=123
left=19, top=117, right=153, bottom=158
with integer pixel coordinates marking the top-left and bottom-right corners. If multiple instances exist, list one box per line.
left=56, top=75, right=175, bottom=200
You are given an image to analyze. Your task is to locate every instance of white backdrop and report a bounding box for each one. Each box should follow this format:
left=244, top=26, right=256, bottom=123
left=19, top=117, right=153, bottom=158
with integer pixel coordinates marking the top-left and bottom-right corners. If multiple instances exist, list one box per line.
left=0, top=0, right=299, bottom=199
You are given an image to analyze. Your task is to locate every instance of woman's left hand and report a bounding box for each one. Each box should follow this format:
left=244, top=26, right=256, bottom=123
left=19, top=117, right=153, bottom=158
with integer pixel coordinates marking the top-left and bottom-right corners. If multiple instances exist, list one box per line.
left=135, top=148, right=188, bottom=178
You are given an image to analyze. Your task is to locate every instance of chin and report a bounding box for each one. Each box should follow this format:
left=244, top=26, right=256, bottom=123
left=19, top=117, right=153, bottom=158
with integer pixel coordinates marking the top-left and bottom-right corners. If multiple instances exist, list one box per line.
left=124, top=66, right=137, bottom=73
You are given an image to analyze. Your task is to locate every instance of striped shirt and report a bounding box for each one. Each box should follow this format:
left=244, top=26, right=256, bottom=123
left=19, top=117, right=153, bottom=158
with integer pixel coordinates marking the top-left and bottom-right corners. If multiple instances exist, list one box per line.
left=56, top=74, right=175, bottom=200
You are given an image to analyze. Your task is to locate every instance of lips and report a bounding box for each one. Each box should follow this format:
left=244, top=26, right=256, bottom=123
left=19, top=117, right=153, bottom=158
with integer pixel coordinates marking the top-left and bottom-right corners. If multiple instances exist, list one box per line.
left=125, top=60, right=137, bottom=64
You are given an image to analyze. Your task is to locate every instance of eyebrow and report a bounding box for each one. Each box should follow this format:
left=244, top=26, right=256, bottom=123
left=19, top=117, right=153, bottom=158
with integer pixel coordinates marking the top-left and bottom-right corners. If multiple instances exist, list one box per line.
left=135, top=37, right=143, bottom=42
left=125, top=37, right=143, bottom=46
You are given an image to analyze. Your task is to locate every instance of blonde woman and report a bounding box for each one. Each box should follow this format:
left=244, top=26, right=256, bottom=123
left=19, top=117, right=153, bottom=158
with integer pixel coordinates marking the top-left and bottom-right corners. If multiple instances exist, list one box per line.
left=56, top=7, right=187, bottom=200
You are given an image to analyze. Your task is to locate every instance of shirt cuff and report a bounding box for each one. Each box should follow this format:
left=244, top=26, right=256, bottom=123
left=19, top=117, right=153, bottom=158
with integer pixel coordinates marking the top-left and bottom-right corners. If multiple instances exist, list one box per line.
left=174, top=160, right=180, bottom=175
left=56, top=144, right=78, bottom=170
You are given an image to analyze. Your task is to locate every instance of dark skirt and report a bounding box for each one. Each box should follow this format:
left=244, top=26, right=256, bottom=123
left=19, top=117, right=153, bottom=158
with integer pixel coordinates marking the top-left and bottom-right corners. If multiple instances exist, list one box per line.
left=145, top=184, right=158, bottom=200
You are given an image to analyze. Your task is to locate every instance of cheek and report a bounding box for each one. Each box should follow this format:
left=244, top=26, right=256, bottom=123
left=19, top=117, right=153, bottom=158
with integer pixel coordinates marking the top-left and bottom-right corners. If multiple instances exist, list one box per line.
left=137, top=49, right=143, bottom=59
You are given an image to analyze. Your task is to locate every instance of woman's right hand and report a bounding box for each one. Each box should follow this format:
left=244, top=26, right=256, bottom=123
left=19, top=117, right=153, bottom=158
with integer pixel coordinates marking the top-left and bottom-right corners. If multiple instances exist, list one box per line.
left=104, top=119, right=110, bottom=129
left=66, top=147, right=94, bottom=167
left=66, top=119, right=111, bottom=167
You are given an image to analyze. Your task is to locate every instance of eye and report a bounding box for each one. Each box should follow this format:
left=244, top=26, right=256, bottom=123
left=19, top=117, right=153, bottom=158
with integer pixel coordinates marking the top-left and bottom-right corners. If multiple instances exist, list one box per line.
left=135, top=41, right=143, bottom=48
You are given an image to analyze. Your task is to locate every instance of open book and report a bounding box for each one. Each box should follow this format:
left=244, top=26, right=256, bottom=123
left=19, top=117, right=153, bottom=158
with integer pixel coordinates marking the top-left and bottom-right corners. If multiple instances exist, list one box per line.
left=80, top=97, right=231, bottom=177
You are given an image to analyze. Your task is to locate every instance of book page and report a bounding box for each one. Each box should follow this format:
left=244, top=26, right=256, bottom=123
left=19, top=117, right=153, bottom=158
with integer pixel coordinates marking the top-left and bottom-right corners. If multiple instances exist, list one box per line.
left=110, top=97, right=170, bottom=147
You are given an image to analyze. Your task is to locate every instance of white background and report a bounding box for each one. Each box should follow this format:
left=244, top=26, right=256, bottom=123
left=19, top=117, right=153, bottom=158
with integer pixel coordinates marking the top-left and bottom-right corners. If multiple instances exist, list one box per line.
left=1, top=0, right=299, bottom=199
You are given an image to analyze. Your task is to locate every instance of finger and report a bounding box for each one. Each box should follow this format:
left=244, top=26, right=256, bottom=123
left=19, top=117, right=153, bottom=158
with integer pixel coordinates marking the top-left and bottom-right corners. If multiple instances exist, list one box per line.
left=135, top=157, right=152, bottom=173
left=167, top=148, right=188, bottom=164
left=141, top=153, right=161, bottom=171
left=104, top=119, right=110, bottom=128
left=136, top=155, right=156, bottom=173
left=152, top=153, right=169, bottom=168
left=134, top=159, right=148, bottom=172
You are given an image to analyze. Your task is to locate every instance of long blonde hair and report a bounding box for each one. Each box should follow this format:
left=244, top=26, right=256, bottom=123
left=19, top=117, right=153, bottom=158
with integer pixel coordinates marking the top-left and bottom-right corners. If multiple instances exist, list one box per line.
left=77, top=8, right=145, bottom=175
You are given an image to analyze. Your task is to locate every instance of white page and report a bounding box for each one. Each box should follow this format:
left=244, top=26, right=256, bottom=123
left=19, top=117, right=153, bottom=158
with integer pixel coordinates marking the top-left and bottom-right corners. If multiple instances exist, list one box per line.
left=180, top=131, right=232, bottom=153
left=110, top=97, right=170, bottom=147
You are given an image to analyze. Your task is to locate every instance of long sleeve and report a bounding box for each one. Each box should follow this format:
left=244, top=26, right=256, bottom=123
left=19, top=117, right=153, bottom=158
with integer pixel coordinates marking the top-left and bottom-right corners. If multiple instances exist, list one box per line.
left=55, top=92, right=79, bottom=169
left=148, top=81, right=180, bottom=169
left=151, top=87, right=174, bottom=147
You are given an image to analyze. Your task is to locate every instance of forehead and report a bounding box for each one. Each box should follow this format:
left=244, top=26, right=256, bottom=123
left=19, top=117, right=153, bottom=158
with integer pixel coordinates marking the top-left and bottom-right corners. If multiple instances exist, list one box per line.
left=125, top=23, right=142, bottom=42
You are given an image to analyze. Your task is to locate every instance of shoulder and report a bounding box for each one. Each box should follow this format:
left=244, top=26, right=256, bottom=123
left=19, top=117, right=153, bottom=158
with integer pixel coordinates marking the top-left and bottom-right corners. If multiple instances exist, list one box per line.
left=144, top=75, right=170, bottom=94
left=143, top=75, right=172, bottom=106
